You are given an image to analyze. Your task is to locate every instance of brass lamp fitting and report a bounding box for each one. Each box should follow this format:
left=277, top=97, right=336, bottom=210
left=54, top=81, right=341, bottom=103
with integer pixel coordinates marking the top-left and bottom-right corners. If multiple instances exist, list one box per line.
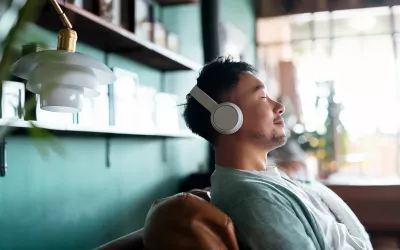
left=48, top=0, right=77, bottom=52
left=57, top=28, right=77, bottom=52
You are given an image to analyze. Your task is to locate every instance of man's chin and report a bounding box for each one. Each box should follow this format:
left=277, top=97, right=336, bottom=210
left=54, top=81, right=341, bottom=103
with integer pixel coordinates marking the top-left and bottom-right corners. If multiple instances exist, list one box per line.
left=275, top=135, right=288, bottom=147
left=269, top=134, right=287, bottom=151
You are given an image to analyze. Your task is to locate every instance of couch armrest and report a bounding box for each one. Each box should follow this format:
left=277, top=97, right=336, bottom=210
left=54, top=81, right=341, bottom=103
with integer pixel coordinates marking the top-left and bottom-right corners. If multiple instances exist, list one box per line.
left=188, top=188, right=211, bottom=202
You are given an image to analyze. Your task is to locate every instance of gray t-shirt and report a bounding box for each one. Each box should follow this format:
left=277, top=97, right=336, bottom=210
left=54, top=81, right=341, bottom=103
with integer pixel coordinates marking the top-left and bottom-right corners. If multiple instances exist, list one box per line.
left=210, top=165, right=370, bottom=250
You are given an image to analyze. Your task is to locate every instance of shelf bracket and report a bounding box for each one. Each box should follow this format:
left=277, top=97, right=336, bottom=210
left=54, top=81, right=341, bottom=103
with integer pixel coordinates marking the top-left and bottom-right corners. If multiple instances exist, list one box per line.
left=103, top=52, right=112, bottom=168
left=105, top=136, right=111, bottom=168
left=0, top=137, right=7, bottom=177
left=104, top=52, right=115, bottom=126
left=161, top=138, right=167, bottom=163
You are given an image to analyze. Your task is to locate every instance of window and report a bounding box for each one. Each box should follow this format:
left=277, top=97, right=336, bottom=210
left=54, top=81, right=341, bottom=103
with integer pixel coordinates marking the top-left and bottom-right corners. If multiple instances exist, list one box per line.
left=257, top=7, right=400, bottom=182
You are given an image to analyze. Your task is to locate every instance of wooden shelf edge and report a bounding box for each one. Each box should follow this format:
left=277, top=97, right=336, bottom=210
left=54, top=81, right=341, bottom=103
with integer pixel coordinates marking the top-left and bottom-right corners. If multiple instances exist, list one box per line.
left=156, top=0, right=200, bottom=6
left=0, top=119, right=198, bottom=139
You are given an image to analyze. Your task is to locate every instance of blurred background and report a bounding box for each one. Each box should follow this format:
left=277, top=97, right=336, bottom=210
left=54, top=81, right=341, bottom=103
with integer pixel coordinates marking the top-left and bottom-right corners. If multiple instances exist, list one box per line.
left=258, top=3, right=400, bottom=184
left=0, top=0, right=400, bottom=249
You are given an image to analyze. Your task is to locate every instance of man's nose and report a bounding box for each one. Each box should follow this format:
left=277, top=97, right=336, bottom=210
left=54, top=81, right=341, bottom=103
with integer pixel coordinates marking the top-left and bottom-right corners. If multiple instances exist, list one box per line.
left=273, top=100, right=285, bottom=115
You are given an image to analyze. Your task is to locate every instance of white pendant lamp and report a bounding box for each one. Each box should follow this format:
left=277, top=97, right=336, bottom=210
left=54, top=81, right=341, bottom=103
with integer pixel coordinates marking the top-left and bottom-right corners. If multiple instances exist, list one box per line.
left=10, top=0, right=116, bottom=113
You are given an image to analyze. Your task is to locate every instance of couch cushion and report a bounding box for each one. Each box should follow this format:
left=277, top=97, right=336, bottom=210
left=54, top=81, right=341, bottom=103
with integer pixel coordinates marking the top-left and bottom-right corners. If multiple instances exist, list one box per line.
left=143, top=193, right=239, bottom=250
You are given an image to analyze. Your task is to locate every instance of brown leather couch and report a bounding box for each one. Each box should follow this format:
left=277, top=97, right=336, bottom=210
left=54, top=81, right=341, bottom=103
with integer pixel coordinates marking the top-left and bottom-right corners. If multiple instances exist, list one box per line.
left=94, top=189, right=239, bottom=250
left=95, top=188, right=398, bottom=250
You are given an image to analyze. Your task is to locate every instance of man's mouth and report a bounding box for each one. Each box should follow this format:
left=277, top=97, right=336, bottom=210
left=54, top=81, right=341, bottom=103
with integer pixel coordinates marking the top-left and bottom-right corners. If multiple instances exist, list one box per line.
left=274, top=118, right=285, bottom=125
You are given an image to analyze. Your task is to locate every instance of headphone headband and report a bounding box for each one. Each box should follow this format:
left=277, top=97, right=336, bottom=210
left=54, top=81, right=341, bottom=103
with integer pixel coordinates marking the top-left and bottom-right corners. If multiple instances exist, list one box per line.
left=189, top=85, right=217, bottom=112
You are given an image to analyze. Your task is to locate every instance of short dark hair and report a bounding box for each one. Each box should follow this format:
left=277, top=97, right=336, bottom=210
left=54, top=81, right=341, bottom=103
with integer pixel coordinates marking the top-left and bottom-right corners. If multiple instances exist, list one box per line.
left=182, top=56, right=257, bottom=144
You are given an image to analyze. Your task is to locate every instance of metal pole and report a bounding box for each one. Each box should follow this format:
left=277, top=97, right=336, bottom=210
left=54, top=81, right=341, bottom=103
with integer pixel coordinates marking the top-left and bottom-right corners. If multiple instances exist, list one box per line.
left=48, top=0, right=73, bottom=29
left=201, top=0, right=220, bottom=64
left=201, top=0, right=220, bottom=172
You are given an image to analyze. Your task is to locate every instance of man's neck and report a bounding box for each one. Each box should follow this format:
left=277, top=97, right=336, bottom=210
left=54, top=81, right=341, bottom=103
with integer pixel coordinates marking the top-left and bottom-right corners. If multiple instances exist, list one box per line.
left=215, top=139, right=268, bottom=171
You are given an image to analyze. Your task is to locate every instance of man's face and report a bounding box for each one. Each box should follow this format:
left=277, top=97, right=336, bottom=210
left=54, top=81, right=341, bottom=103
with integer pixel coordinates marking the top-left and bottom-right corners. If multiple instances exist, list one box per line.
left=230, top=72, right=287, bottom=150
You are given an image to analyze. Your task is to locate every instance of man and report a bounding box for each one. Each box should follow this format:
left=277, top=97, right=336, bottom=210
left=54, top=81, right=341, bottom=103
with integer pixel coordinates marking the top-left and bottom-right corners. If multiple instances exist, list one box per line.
left=182, top=56, right=371, bottom=250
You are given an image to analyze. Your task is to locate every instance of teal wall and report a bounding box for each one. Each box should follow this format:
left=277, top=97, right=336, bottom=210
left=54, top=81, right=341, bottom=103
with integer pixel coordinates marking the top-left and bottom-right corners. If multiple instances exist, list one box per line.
left=221, top=0, right=256, bottom=64
left=0, top=1, right=256, bottom=249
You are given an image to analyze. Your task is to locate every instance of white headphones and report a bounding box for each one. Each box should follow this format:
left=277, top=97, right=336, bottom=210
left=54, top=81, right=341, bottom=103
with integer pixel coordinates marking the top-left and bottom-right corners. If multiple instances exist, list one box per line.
left=190, top=85, right=243, bottom=134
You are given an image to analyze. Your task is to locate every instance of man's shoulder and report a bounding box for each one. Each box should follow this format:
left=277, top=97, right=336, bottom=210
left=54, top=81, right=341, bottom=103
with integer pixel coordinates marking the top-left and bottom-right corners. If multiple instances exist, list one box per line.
left=211, top=172, right=293, bottom=210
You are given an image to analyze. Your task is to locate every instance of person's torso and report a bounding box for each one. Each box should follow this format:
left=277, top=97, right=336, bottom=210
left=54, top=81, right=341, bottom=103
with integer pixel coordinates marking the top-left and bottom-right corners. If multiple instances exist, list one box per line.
left=210, top=165, right=368, bottom=250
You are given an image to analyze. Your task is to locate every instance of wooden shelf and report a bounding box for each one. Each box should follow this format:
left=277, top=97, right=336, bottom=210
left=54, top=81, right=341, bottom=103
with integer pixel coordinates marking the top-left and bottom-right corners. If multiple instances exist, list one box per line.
left=0, top=119, right=197, bottom=138
left=156, top=0, right=199, bottom=6
left=35, top=1, right=201, bottom=71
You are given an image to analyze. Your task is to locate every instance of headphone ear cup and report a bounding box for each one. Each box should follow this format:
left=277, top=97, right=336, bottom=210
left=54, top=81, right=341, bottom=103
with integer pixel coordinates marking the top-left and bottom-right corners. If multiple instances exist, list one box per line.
left=211, top=103, right=243, bottom=134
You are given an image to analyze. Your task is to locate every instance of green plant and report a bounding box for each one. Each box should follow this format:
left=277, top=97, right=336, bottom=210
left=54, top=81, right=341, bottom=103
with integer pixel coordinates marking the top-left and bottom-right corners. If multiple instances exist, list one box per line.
left=291, top=81, right=348, bottom=170
left=0, top=0, right=64, bottom=158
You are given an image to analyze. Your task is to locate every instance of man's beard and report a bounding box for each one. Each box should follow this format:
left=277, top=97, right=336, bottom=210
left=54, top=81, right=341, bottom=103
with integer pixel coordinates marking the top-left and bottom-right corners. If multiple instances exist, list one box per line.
left=269, top=133, right=287, bottom=150
left=251, top=129, right=287, bottom=150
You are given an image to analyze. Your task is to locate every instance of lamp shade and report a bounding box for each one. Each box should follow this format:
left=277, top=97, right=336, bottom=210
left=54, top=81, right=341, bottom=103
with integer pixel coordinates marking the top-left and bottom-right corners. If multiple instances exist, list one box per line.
left=10, top=50, right=116, bottom=113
